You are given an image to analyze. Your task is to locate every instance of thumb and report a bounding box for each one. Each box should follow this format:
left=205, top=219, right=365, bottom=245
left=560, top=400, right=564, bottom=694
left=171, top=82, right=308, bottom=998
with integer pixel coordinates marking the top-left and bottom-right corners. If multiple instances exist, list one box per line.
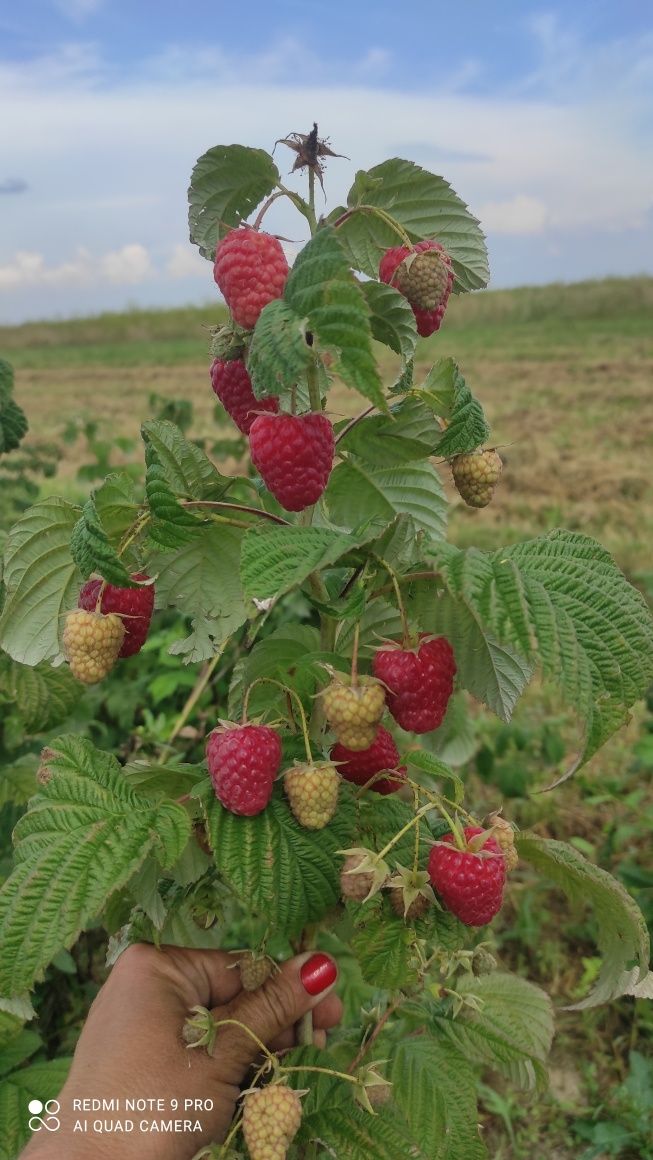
left=213, top=952, right=338, bottom=1080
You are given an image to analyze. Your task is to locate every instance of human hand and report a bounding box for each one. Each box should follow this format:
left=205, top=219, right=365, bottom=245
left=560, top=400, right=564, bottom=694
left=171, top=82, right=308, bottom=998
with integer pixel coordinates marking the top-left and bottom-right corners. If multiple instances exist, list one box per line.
left=21, top=943, right=341, bottom=1160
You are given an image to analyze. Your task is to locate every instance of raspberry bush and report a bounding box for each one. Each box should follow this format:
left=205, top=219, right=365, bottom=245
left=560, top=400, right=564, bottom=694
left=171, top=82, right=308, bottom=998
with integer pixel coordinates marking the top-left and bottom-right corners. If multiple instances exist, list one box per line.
left=1, top=128, right=653, bottom=1159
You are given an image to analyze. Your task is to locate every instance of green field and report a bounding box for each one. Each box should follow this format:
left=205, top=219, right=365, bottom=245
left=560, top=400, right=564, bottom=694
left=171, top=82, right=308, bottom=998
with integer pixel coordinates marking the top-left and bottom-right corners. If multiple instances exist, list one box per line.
left=3, top=275, right=652, bottom=585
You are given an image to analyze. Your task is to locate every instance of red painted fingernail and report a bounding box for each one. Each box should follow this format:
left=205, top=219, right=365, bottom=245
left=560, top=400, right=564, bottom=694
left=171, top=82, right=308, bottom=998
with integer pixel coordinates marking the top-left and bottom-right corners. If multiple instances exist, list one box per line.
left=300, top=953, right=337, bottom=996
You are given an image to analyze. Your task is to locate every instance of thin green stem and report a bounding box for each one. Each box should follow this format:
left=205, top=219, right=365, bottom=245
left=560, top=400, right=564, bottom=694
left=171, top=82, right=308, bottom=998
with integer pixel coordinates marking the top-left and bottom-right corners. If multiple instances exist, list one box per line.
left=182, top=500, right=289, bottom=525
left=335, top=404, right=376, bottom=446
left=376, top=802, right=440, bottom=861
left=213, top=1018, right=275, bottom=1063
left=219, top=1112, right=244, bottom=1156
left=167, top=645, right=226, bottom=745
left=413, top=785, right=421, bottom=874
left=243, top=677, right=312, bottom=763
left=278, top=182, right=317, bottom=233
left=347, top=998, right=401, bottom=1074
left=253, top=189, right=289, bottom=230
left=281, top=1065, right=359, bottom=1086
left=308, top=168, right=316, bottom=231
left=350, top=622, right=361, bottom=687
left=306, top=359, right=322, bottom=413
left=332, top=204, right=413, bottom=248
left=377, top=557, right=411, bottom=644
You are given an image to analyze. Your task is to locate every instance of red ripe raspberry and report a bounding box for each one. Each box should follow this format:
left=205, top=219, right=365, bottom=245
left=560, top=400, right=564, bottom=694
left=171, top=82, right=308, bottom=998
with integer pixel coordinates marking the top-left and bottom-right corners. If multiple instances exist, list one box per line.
left=373, top=636, right=455, bottom=734
left=249, top=412, right=334, bottom=512
left=379, top=239, right=454, bottom=337
left=78, top=573, right=155, bottom=658
left=206, top=723, right=282, bottom=816
left=428, top=825, right=506, bottom=926
left=210, top=357, right=278, bottom=435
left=331, top=726, right=406, bottom=795
left=214, top=228, right=289, bottom=330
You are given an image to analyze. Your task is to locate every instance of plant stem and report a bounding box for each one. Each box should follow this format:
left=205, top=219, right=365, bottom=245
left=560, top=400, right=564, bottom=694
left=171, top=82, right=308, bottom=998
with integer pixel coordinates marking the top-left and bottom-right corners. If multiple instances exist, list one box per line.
left=307, top=168, right=316, bottom=233
left=253, top=189, right=289, bottom=230
left=167, top=645, right=226, bottom=744
left=335, top=404, right=376, bottom=446
left=331, top=204, right=413, bottom=248
left=306, top=359, right=322, bottom=413
left=243, top=677, right=313, bottom=762
left=376, top=802, right=440, bottom=861
left=347, top=998, right=401, bottom=1073
left=378, top=557, right=411, bottom=644
left=182, top=500, right=289, bottom=525
left=350, top=622, right=360, bottom=688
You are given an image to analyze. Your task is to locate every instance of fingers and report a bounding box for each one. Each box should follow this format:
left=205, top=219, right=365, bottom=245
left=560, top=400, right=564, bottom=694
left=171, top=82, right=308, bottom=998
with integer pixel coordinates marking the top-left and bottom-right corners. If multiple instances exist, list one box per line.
left=268, top=992, right=344, bottom=1053
left=212, top=952, right=339, bottom=1082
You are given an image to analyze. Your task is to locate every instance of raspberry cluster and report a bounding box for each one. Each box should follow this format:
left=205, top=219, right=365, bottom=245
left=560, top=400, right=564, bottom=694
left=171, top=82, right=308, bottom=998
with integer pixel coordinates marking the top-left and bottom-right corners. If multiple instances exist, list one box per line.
left=77, top=573, right=154, bottom=658
left=379, top=239, right=454, bottom=336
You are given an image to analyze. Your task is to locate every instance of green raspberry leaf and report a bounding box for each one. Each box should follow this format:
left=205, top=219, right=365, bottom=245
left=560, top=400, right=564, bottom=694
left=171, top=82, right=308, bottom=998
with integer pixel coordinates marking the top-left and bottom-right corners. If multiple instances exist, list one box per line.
left=71, top=496, right=133, bottom=585
left=204, top=784, right=357, bottom=936
left=335, top=157, right=489, bottom=292
left=425, top=532, right=653, bottom=765
left=361, top=280, right=418, bottom=362
left=284, top=226, right=387, bottom=412
left=335, top=397, right=445, bottom=465
left=188, top=144, right=280, bottom=260
left=0, top=735, right=191, bottom=997
left=248, top=299, right=312, bottom=401
left=141, top=420, right=229, bottom=501
left=151, top=524, right=249, bottom=662
left=326, top=458, right=448, bottom=542
left=0, top=498, right=80, bottom=666
left=437, top=972, right=554, bottom=1091
left=415, top=357, right=491, bottom=457
left=516, top=834, right=650, bottom=1008
left=142, top=419, right=230, bottom=549
left=390, top=1035, right=488, bottom=1159
left=0, top=655, right=79, bottom=735
left=352, top=899, right=418, bottom=990
left=287, top=1047, right=416, bottom=1159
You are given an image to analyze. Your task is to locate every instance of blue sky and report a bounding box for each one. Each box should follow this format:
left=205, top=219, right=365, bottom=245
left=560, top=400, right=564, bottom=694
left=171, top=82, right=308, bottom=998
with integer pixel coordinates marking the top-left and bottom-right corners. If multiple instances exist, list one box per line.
left=1, top=0, right=652, bottom=322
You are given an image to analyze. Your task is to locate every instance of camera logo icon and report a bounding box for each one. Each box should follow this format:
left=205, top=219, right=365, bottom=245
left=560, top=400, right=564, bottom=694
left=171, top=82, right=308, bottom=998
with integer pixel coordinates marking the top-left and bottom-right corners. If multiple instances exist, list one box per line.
left=28, top=1099, right=61, bottom=1132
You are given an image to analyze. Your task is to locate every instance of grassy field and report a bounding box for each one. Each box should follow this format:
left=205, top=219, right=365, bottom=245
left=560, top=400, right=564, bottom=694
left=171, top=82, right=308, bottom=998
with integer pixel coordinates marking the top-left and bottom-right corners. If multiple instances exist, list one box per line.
left=3, top=275, right=652, bottom=590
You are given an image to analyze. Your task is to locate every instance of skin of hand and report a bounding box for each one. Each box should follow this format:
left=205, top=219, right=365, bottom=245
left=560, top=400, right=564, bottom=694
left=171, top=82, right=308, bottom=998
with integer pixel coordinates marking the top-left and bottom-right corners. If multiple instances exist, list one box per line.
left=21, top=943, right=342, bottom=1160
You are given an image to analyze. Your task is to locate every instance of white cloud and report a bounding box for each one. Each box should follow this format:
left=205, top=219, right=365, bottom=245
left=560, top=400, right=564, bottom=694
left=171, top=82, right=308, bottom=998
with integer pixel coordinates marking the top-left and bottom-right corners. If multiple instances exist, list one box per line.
left=477, top=194, right=548, bottom=235
left=0, top=26, right=651, bottom=320
left=0, top=244, right=152, bottom=290
left=166, top=243, right=207, bottom=279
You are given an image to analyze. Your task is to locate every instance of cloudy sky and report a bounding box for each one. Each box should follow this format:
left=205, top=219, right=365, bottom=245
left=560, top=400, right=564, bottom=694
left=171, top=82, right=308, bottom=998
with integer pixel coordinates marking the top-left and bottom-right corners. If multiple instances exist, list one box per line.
left=1, top=0, right=652, bottom=323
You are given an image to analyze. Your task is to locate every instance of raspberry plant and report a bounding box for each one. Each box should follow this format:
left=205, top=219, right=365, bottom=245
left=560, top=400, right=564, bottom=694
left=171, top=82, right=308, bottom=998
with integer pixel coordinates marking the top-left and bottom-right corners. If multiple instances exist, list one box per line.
left=1, top=127, right=653, bottom=1159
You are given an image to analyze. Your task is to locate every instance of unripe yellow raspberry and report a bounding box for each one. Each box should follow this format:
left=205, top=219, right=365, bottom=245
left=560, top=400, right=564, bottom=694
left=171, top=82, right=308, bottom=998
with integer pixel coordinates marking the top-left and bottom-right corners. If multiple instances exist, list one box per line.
left=451, top=449, right=503, bottom=508
left=284, top=762, right=339, bottom=830
left=242, top=1083, right=302, bottom=1160
left=63, top=609, right=125, bottom=684
left=238, top=952, right=274, bottom=992
left=323, top=676, right=386, bottom=751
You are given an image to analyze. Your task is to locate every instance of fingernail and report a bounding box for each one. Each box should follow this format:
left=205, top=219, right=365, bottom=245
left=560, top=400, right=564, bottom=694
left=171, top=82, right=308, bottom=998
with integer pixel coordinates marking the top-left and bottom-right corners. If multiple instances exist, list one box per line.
left=300, top=953, right=337, bottom=996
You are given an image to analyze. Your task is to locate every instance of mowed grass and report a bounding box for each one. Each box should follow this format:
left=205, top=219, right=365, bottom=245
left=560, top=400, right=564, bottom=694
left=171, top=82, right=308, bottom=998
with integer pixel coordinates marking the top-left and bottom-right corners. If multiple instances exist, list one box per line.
left=3, top=275, right=652, bottom=586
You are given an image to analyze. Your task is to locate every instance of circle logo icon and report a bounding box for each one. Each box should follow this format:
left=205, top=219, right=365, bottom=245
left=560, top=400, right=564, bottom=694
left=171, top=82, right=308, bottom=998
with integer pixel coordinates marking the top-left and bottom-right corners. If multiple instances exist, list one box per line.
left=28, top=1099, right=61, bottom=1132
